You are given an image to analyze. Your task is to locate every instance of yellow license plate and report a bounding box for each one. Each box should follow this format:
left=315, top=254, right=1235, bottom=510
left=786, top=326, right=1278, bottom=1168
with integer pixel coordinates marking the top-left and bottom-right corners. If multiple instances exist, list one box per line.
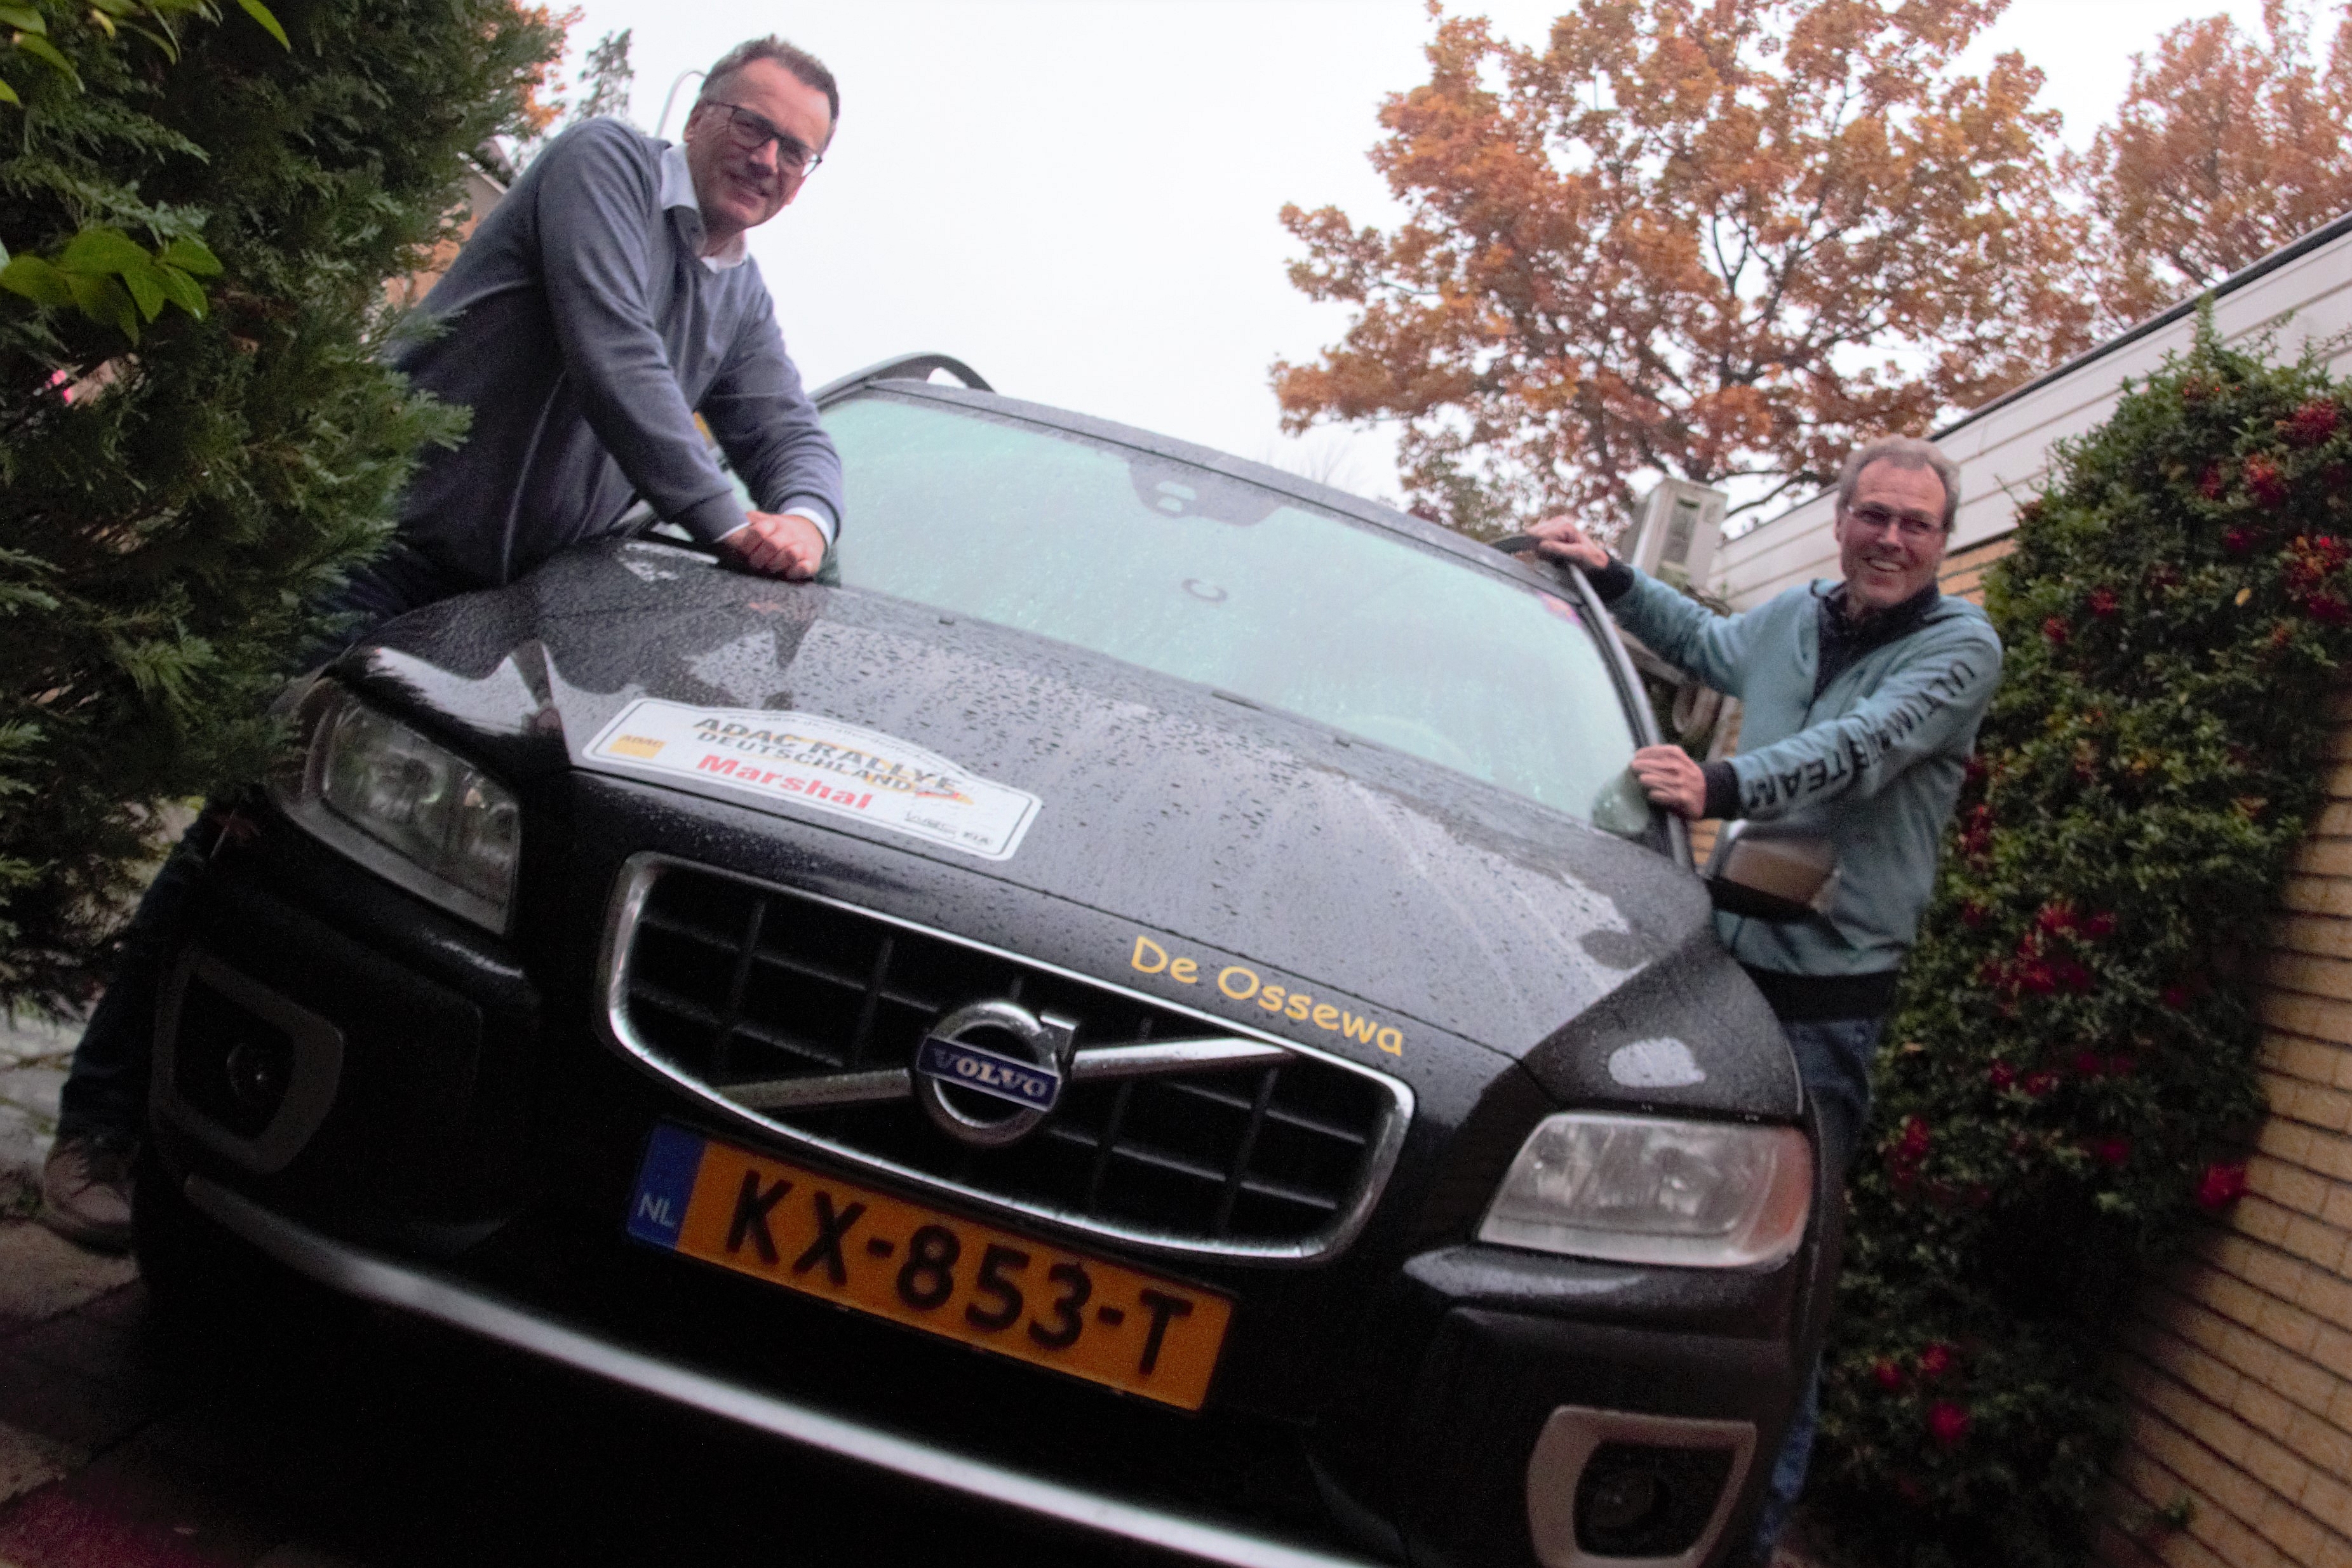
left=626, top=1124, right=1233, bottom=1411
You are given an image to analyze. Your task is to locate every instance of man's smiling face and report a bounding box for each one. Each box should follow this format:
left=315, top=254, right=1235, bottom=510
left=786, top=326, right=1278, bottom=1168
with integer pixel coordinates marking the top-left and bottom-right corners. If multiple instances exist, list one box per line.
left=1833, top=459, right=1952, bottom=615
left=682, top=58, right=833, bottom=254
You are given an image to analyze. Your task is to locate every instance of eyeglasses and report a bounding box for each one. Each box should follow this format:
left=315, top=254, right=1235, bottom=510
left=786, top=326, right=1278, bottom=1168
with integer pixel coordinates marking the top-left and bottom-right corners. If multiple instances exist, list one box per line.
left=1842, top=503, right=1944, bottom=542
left=700, top=100, right=823, bottom=177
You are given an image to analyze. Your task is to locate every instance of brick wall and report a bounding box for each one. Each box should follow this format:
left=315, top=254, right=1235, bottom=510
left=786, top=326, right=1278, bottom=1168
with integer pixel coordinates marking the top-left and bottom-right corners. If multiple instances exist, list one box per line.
left=1935, top=537, right=2012, bottom=600
left=2092, top=692, right=2352, bottom=1568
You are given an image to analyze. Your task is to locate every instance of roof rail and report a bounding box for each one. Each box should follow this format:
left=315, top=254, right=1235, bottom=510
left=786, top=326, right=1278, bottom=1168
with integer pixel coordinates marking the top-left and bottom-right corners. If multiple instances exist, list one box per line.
left=812, top=353, right=992, bottom=403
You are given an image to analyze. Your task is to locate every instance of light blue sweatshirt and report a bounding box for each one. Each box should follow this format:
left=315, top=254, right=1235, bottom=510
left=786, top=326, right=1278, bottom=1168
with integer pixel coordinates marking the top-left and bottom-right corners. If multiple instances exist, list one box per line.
left=1606, top=566, right=2003, bottom=977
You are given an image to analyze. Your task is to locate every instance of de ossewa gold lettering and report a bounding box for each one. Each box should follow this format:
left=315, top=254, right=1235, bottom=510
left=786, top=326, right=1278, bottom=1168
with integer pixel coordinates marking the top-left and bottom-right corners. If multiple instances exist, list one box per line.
left=1126, top=934, right=1404, bottom=1055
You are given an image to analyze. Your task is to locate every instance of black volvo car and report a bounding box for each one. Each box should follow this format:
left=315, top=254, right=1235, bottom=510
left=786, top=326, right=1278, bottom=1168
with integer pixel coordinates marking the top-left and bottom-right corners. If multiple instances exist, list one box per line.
left=138, top=356, right=1827, bottom=1568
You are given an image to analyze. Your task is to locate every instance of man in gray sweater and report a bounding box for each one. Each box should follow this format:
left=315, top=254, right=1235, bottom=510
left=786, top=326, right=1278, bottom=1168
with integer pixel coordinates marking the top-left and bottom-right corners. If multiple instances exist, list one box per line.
left=41, top=36, right=847, bottom=1250
left=392, top=37, right=845, bottom=587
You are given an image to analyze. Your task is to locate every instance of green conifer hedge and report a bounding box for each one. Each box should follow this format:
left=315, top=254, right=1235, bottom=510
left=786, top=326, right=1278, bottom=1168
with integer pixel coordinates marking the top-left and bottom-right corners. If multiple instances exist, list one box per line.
left=0, top=1, right=562, bottom=1009
left=1815, top=318, right=2352, bottom=1565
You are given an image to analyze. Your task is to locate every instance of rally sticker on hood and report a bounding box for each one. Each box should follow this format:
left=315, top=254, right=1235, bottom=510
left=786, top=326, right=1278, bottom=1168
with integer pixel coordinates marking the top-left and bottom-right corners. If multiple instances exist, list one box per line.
left=582, top=699, right=1041, bottom=861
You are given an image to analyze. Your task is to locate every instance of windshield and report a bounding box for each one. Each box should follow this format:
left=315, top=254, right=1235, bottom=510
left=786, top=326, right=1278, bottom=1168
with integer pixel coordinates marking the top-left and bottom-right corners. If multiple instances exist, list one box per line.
left=823, top=393, right=1648, bottom=829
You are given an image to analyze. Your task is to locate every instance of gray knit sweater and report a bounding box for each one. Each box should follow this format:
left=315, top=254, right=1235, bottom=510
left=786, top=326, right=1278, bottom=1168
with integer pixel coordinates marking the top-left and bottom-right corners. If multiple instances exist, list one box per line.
left=389, top=118, right=843, bottom=587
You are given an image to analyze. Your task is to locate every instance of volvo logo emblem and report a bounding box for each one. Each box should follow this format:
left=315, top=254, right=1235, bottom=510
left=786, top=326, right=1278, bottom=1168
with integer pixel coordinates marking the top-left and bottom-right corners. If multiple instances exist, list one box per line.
left=914, top=1000, right=1079, bottom=1149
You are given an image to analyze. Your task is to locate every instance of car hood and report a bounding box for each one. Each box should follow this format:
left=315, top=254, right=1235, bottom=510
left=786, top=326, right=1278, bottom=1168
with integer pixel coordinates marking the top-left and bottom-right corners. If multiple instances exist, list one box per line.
left=342, top=542, right=1796, bottom=1117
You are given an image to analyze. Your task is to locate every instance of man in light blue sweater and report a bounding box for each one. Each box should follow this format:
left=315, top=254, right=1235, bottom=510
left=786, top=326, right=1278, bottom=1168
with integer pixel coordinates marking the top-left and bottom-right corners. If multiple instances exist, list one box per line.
left=41, top=36, right=847, bottom=1250
left=1529, top=437, right=2002, bottom=1564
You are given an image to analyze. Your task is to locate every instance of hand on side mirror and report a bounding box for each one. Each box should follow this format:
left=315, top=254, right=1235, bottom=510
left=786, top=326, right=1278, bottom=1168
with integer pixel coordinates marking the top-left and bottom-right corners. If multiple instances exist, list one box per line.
left=1630, top=744, right=1707, bottom=819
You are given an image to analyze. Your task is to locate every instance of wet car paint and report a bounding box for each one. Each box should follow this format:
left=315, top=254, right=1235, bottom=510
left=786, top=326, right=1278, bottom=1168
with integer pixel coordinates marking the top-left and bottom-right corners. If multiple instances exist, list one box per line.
left=154, top=382, right=1824, bottom=1568
left=339, top=533, right=1797, bottom=1122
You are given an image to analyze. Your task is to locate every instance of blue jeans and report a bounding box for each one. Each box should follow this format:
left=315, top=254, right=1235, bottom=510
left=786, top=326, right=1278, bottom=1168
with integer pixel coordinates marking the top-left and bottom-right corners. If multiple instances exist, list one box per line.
left=55, top=544, right=473, bottom=1144
left=1747, top=1012, right=1881, bottom=1563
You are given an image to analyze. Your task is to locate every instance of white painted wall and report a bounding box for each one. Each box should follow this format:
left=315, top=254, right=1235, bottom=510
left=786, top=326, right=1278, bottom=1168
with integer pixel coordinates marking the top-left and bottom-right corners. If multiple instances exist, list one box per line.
left=1713, top=222, right=2352, bottom=609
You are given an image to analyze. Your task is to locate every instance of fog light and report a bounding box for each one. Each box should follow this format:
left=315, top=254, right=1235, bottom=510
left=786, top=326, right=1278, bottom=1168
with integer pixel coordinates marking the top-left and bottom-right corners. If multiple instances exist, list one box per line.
left=1574, top=1443, right=1733, bottom=1559
left=1528, top=1407, right=1754, bottom=1568
left=223, top=1036, right=291, bottom=1117
left=1578, top=1463, right=1662, bottom=1538
left=173, top=979, right=299, bottom=1141
left=156, top=950, right=347, bottom=1177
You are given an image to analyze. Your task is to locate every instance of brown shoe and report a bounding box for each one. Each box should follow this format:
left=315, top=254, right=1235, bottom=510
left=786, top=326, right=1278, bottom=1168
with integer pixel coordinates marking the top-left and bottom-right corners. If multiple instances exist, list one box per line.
left=37, top=1134, right=136, bottom=1254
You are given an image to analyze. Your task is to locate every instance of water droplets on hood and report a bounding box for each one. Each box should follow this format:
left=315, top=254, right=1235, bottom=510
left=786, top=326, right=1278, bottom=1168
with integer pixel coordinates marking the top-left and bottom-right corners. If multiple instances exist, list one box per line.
left=688, top=629, right=793, bottom=707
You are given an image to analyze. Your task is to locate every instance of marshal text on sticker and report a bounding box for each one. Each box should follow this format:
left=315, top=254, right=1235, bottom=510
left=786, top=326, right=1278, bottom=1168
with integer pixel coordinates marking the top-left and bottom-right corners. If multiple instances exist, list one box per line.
left=1128, top=935, right=1405, bottom=1055
left=582, top=699, right=1041, bottom=861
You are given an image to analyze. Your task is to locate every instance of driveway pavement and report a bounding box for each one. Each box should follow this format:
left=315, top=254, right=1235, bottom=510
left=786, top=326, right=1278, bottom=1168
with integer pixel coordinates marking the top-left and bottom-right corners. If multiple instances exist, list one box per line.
left=0, top=1217, right=358, bottom=1568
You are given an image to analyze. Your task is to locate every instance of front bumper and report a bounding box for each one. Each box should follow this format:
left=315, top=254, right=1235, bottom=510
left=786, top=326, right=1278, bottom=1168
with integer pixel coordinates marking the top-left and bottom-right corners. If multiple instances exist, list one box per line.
left=146, top=791, right=1823, bottom=1568
left=184, top=1175, right=1376, bottom=1568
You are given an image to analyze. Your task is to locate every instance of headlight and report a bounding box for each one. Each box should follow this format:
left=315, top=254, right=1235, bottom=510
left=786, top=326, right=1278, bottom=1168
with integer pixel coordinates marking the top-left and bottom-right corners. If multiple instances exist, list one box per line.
left=1477, top=1112, right=1811, bottom=1268
left=271, top=682, right=521, bottom=934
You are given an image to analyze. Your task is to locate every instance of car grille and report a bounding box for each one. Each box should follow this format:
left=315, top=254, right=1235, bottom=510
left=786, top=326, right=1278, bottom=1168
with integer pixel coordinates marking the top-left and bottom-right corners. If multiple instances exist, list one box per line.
left=601, top=855, right=1411, bottom=1263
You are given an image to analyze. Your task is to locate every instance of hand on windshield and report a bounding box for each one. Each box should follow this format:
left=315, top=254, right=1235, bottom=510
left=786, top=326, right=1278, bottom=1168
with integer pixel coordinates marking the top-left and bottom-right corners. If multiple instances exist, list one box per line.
left=1630, top=744, right=1707, bottom=819
left=714, top=511, right=826, bottom=580
left=1527, top=515, right=1609, bottom=572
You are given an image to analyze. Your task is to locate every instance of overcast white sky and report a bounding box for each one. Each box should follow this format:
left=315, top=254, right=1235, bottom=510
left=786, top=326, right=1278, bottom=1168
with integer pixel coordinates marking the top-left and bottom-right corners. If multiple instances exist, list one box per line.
left=548, top=1, right=2295, bottom=504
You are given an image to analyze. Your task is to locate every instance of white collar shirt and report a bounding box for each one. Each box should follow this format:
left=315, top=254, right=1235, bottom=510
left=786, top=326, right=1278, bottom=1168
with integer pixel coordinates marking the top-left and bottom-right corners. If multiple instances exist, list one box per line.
left=659, top=142, right=749, bottom=272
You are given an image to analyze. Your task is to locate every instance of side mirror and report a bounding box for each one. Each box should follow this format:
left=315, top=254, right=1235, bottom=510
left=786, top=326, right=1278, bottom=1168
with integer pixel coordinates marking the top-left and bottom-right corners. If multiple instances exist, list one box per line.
left=1704, top=820, right=1839, bottom=922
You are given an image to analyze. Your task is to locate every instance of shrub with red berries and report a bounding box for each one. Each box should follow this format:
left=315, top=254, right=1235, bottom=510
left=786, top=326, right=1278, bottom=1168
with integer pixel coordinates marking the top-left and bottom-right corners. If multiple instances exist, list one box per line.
left=2285, top=399, right=2340, bottom=447
left=1817, top=317, right=2352, bottom=1567
left=2195, top=1160, right=2249, bottom=1210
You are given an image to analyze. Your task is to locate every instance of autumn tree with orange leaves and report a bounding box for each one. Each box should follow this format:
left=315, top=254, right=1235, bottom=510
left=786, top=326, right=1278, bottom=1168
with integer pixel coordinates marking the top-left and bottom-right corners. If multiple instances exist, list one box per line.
left=2072, top=1, right=2352, bottom=329
left=1275, top=1, right=2095, bottom=537
left=514, top=5, right=580, bottom=139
